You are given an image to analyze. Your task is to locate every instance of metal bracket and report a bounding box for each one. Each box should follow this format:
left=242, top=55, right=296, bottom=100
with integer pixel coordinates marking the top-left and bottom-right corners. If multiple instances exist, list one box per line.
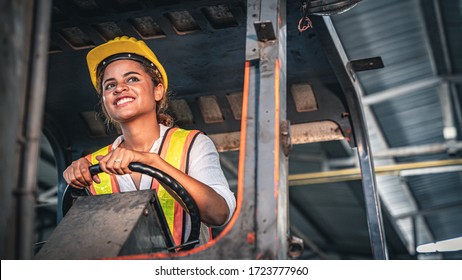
left=346, top=56, right=384, bottom=82
left=254, top=20, right=276, bottom=42
left=281, top=120, right=292, bottom=157
left=348, top=56, right=384, bottom=72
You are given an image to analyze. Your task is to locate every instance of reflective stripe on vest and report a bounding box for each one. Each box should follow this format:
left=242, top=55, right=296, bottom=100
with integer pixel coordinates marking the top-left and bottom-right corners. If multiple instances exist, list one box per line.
left=158, top=128, right=201, bottom=244
left=86, top=145, right=119, bottom=195
left=86, top=127, right=201, bottom=246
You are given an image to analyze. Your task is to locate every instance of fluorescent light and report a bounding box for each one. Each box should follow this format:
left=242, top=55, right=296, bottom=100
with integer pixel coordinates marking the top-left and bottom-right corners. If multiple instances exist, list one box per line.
left=417, top=237, right=462, bottom=253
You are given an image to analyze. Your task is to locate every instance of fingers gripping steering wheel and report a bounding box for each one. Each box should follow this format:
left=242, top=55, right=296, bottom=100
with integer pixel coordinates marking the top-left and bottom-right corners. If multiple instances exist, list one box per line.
left=62, top=162, right=201, bottom=251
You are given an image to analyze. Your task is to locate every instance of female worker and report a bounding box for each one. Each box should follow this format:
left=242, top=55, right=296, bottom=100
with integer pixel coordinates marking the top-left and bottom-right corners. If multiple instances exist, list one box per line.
left=62, top=36, right=236, bottom=246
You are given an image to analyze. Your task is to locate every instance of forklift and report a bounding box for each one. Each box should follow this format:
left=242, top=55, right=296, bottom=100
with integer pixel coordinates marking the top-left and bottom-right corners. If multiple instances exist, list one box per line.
left=0, top=0, right=388, bottom=260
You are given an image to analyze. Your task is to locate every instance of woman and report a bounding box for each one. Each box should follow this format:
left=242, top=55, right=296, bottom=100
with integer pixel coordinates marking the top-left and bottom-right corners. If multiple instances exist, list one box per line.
left=63, top=36, right=236, bottom=246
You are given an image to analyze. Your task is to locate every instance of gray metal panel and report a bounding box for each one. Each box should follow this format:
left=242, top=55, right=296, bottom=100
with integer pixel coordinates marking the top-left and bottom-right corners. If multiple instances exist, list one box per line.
left=332, top=0, right=435, bottom=93
left=425, top=205, right=462, bottom=242
left=35, top=190, right=170, bottom=259
left=372, top=87, right=445, bottom=147
left=408, top=172, right=462, bottom=209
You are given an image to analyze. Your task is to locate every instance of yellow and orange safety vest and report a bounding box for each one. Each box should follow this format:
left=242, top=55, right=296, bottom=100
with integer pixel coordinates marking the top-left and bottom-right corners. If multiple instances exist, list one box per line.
left=84, top=127, right=201, bottom=246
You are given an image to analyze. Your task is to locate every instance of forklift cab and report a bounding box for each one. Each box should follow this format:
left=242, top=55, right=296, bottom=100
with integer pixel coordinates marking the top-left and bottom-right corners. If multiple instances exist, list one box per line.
left=35, top=163, right=203, bottom=259
left=2, top=0, right=390, bottom=260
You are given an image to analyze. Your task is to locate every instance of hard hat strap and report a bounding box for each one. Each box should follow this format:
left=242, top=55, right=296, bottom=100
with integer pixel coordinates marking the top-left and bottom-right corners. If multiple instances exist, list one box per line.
left=96, top=53, right=155, bottom=77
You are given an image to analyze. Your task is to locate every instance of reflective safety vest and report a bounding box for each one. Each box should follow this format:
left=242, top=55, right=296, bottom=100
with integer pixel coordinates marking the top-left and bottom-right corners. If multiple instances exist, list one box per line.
left=85, top=127, right=202, bottom=246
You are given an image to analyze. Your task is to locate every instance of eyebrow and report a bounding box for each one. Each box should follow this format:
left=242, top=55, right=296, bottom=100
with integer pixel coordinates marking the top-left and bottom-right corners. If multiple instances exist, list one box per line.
left=123, top=71, right=141, bottom=77
left=103, top=71, right=142, bottom=85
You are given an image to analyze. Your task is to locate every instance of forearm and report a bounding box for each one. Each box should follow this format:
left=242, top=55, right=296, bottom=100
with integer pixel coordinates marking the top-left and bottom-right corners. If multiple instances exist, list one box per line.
left=92, top=137, right=232, bottom=225
left=145, top=153, right=229, bottom=226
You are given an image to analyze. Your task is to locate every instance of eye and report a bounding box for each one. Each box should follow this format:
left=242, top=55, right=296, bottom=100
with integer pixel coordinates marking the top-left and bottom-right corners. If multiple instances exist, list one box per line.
left=127, top=76, right=140, bottom=83
left=104, top=82, right=116, bottom=91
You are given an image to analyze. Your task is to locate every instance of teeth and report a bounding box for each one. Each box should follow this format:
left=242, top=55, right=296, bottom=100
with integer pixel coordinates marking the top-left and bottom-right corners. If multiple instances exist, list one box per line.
left=116, top=97, right=134, bottom=106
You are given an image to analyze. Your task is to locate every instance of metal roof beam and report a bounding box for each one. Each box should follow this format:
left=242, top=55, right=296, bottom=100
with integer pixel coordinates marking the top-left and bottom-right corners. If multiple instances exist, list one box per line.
left=362, top=77, right=442, bottom=106
left=373, top=141, right=462, bottom=158
left=289, top=159, right=462, bottom=185
left=357, top=74, right=462, bottom=106
left=395, top=200, right=462, bottom=220
left=444, top=74, right=462, bottom=84
left=419, top=0, right=461, bottom=141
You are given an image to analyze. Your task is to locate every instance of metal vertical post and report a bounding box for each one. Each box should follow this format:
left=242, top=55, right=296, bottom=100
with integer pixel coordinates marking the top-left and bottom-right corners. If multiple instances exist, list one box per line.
left=15, top=0, right=52, bottom=259
left=0, top=0, right=31, bottom=259
left=171, top=0, right=288, bottom=260
left=0, top=0, right=50, bottom=259
left=311, top=16, right=389, bottom=259
left=245, top=0, right=289, bottom=259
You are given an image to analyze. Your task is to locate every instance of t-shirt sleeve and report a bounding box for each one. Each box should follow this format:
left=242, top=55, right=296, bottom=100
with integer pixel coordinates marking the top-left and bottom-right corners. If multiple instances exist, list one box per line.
left=187, top=133, right=236, bottom=225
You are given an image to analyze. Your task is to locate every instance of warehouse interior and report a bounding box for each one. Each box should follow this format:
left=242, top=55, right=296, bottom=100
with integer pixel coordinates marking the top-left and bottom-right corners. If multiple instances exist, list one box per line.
left=3, top=0, right=461, bottom=259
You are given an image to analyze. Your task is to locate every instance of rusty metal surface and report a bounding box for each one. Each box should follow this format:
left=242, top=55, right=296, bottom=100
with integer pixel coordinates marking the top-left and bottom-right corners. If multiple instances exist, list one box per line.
left=209, top=131, right=241, bottom=152
left=209, top=121, right=344, bottom=152
left=253, top=0, right=289, bottom=260
left=291, top=121, right=344, bottom=144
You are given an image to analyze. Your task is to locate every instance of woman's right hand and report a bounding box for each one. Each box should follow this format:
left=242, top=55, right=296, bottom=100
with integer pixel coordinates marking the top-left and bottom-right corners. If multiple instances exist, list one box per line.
left=63, top=157, right=101, bottom=188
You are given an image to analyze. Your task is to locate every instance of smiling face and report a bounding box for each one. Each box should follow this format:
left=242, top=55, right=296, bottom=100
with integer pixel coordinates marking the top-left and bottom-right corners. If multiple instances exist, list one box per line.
left=100, top=59, right=164, bottom=124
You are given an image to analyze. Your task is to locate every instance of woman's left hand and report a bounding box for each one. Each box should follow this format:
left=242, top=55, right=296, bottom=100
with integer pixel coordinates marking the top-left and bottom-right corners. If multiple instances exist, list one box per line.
left=96, top=146, right=229, bottom=226
left=96, top=147, right=150, bottom=175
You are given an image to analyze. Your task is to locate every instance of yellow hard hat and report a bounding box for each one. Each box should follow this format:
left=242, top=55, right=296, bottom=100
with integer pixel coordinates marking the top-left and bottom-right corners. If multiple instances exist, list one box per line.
left=86, top=36, right=168, bottom=92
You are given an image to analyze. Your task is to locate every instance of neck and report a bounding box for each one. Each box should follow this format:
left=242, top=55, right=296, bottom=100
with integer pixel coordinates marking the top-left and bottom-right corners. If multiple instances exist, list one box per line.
left=119, top=115, right=160, bottom=152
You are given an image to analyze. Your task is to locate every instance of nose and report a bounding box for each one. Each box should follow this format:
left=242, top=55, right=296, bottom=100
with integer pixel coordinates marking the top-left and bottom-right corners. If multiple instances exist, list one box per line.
left=114, top=82, right=128, bottom=94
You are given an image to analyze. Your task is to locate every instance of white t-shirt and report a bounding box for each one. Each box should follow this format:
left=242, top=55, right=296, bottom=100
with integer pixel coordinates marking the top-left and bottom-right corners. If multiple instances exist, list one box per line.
left=111, top=124, right=236, bottom=227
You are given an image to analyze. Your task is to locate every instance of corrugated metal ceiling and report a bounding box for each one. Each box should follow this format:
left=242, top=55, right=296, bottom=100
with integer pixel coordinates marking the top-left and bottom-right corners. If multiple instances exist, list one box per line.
left=331, top=0, right=462, bottom=259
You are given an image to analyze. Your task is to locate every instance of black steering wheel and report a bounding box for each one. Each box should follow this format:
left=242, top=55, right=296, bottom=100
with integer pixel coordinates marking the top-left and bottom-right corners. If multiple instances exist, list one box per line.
left=62, top=162, right=201, bottom=251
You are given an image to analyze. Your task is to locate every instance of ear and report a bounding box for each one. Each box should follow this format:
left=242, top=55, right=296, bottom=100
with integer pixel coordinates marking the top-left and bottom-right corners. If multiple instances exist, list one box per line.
left=154, top=84, right=164, bottom=101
